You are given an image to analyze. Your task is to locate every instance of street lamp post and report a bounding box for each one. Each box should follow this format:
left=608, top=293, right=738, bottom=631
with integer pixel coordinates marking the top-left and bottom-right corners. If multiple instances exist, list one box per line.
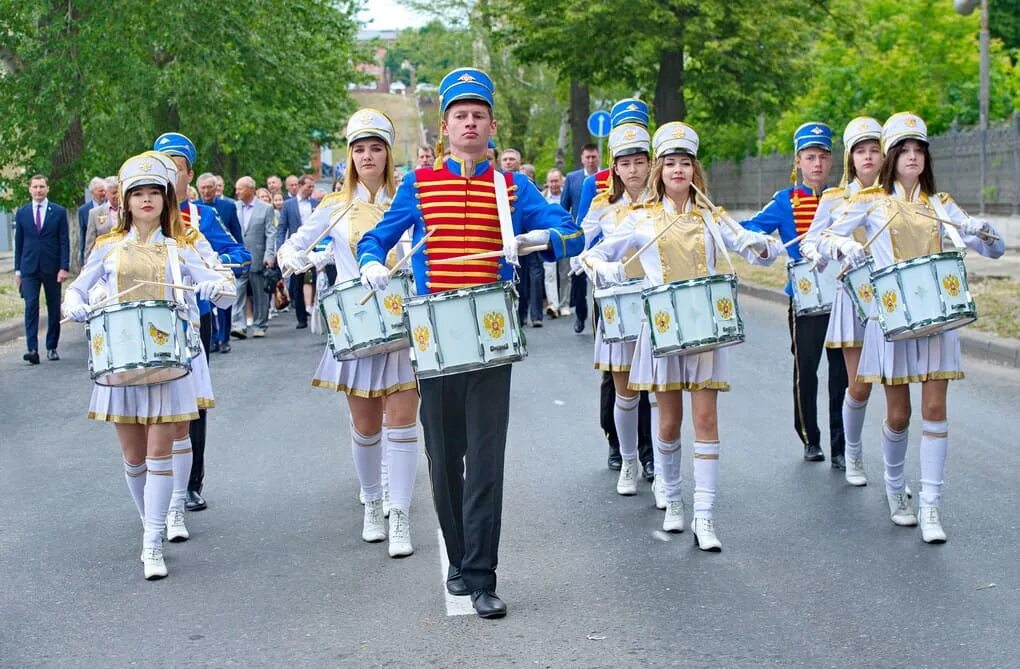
left=955, top=0, right=990, bottom=213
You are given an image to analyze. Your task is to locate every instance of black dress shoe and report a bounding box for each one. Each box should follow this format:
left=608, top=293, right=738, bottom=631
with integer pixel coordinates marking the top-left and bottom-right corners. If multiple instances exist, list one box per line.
left=471, top=591, right=507, bottom=619
left=803, top=444, right=825, bottom=462
left=532, top=321, right=543, bottom=328
left=46, top=349, right=60, bottom=361
left=23, top=351, right=40, bottom=365
left=209, top=341, right=221, bottom=353
left=573, top=318, right=585, bottom=334
left=296, top=322, right=308, bottom=329
left=185, top=489, right=207, bottom=511
left=219, top=342, right=231, bottom=354
left=446, top=568, right=471, bottom=596
left=607, top=448, right=622, bottom=471
left=641, top=459, right=655, bottom=482
left=830, top=453, right=846, bottom=471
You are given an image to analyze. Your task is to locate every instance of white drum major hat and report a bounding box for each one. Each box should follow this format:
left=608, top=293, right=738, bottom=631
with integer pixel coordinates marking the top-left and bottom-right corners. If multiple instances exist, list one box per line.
left=346, top=108, right=395, bottom=147
left=843, top=117, right=882, bottom=151
left=118, top=153, right=172, bottom=194
left=652, top=122, right=699, bottom=160
left=608, top=123, right=651, bottom=159
left=881, top=112, right=927, bottom=155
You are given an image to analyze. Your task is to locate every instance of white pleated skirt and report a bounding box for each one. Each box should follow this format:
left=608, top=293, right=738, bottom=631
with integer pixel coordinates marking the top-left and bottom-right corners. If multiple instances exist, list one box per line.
left=824, top=285, right=866, bottom=349
left=190, top=345, right=215, bottom=409
left=856, top=317, right=964, bottom=386
left=627, top=324, right=731, bottom=393
left=88, top=374, right=200, bottom=425
left=593, top=326, right=637, bottom=373
left=311, top=347, right=418, bottom=398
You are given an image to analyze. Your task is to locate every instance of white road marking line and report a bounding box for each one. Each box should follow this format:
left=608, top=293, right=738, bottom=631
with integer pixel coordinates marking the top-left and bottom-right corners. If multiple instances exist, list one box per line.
left=438, top=529, right=475, bottom=617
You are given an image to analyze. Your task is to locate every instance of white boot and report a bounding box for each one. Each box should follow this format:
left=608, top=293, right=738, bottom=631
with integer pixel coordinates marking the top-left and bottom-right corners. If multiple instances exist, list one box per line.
left=663, top=500, right=685, bottom=533
left=616, top=458, right=638, bottom=496
left=388, top=508, right=413, bottom=557
left=382, top=487, right=392, bottom=519
left=886, top=488, right=918, bottom=526
left=652, top=475, right=667, bottom=510
left=166, top=507, right=189, bottom=542
left=845, top=456, right=867, bottom=486
left=919, top=506, right=947, bottom=544
left=362, top=499, right=386, bottom=542
left=692, top=517, right=722, bottom=552
left=141, top=547, right=168, bottom=580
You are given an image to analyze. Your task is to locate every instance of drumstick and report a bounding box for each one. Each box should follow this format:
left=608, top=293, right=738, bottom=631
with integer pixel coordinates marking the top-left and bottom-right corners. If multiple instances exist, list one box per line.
left=356, top=228, right=436, bottom=306
left=282, top=200, right=357, bottom=278
left=59, top=281, right=148, bottom=324
left=835, top=211, right=899, bottom=279
left=443, top=244, right=547, bottom=263
left=621, top=212, right=685, bottom=269
left=133, top=279, right=198, bottom=292
left=691, top=184, right=745, bottom=235
left=782, top=231, right=809, bottom=249
left=909, top=208, right=1001, bottom=242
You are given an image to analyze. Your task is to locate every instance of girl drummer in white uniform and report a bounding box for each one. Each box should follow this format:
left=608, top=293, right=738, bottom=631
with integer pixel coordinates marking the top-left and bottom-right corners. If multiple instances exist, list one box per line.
left=801, top=118, right=884, bottom=487
left=574, top=123, right=655, bottom=499
left=582, top=122, right=781, bottom=550
left=276, top=109, right=420, bottom=558
left=63, top=154, right=235, bottom=580
left=819, top=112, right=1005, bottom=543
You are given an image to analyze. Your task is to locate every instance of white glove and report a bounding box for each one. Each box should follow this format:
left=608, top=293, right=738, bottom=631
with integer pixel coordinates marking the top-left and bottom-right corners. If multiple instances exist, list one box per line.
left=515, top=229, right=551, bottom=251
left=590, top=260, right=625, bottom=287
left=65, top=303, right=90, bottom=322
left=281, top=251, right=311, bottom=275
left=308, top=250, right=332, bottom=271
left=738, top=232, right=770, bottom=256
left=569, top=255, right=585, bottom=275
left=194, top=280, right=223, bottom=301
left=360, top=261, right=390, bottom=291
left=960, top=218, right=991, bottom=237
left=839, top=239, right=867, bottom=267
left=800, top=243, right=828, bottom=270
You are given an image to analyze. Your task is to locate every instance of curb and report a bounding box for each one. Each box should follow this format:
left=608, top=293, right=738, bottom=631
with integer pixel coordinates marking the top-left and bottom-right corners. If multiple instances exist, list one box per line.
left=0, top=314, right=45, bottom=347
left=738, top=281, right=1020, bottom=369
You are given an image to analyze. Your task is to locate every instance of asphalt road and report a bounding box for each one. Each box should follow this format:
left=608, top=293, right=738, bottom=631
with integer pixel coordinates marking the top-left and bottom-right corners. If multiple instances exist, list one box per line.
left=1, top=295, right=1017, bottom=668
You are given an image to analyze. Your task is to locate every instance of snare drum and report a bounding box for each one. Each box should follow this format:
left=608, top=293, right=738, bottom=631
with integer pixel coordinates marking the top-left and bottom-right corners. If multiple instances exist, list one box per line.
left=593, top=278, right=645, bottom=343
left=318, top=271, right=413, bottom=360
left=403, top=282, right=526, bottom=378
left=841, top=258, right=876, bottom=323
left=870, top=251, right=977, bottom=341
left=788, top=258, right=840, bottom=316
left=641, top=274, right=744, bottom=357
left=86, top=300, right=190, bottom=386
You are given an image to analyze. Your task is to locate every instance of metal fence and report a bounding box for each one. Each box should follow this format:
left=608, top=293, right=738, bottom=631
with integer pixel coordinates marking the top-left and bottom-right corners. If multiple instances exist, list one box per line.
left=707, top=114, right=1020, bottom=216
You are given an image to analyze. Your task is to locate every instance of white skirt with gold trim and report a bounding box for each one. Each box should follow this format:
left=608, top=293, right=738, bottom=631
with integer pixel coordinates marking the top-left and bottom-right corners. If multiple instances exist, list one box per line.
left=594, top=326, right=636, bottom=373
left=824, top=285, right=866, bottom=349
left=856, top=317, right=964, bottom=386
left=627, top=324, right=731, bottom=393
left=190, top=345, right=215, bottom=409
left=88, top=374, right=200, bottom=425
left=311, top=347, right=417, bottom=398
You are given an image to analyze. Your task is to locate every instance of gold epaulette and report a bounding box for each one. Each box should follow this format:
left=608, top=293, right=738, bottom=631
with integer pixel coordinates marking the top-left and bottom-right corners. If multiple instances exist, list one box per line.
left=93, top=230, right=126, bottom=249
left=182, top=226, right=202, bottom=245
left=936, top=192, right=955, bottom=206
left=591, top=191, right=612, bottom=210
left=318, top=191, right=350, bottom=209
left=849, top=185, right=885, bottom=203
left=820, top=186, right=847, bottom=202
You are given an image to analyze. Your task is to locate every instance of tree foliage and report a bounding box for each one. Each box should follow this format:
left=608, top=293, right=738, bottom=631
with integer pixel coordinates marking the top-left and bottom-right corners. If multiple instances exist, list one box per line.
left=383, top=20, right=472, bottom=85
left=0, top=0, right=364, bottom=208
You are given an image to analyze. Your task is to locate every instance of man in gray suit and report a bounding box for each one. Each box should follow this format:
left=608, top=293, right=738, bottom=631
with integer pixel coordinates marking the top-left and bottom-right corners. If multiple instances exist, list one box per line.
left=231, top=176, right=277, bottom=338
left=83, top=176, right=121, bottom=261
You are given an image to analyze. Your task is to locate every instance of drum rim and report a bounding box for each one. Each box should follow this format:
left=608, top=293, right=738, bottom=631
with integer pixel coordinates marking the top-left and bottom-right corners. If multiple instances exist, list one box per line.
left=869, top=251, right=966, bottom=281
left=593, top=278, right=645, bottom=298
left=881, top=313, right=977, bottom=340
left=640, top=272, right=737, bottom=298
left=323, top=271, right=413, bottom=297
left=404, top=280, right=514, bottom=307
left=91, top=359, right=191, bottom=386
left=88, top=299, right=182, bottom=317
left=651, top=333, right=744, bottom=357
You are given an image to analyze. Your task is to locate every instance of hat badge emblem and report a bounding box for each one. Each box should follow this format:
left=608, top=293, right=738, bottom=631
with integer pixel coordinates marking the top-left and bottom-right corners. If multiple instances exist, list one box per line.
left=671, top=127, right=686, bottom=138
left=623, top=128, right=636, bottom=140
left=458, top=73, right=476, bottom=82
left=905, top=117, right=917, bottom=128
left=139, top=160, right=152, bottom=171
left=625, top=103, right=639, bottom=111
left=810, top=126, right=824, bottom=135
left=357, top=112, right=375, bottom=125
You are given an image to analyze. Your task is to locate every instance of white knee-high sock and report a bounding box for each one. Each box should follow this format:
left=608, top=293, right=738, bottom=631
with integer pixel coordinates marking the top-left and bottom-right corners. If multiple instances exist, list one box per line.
left=614, top=393, right=640, bottom=460
left=384, top=424, right=419, bottom=514
left=919, top=420, right=948, bottom=508
left=882, top=422, right=909, bottom=492
left=656, top=435, right=682, bottom=502
left=693, top=441, right=720, bottom=519
left=352, top=428, right=383, bottom=502
left=143, top=456, right=173, bottom=549
left=650, top=393, right=662, bottom=478
left=842, top=395, right=868, bottom=461
left=170, top=437, right=192, bottom=511
left=123, top=459, right=147, bottom=521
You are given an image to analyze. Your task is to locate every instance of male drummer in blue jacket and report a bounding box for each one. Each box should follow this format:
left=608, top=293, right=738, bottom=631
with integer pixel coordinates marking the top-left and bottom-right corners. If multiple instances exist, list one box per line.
left=357, top=67, right=582, bottom=619
left=152, top=132, right=251, bottom=518
left=739, top=122, right=848, bottom=469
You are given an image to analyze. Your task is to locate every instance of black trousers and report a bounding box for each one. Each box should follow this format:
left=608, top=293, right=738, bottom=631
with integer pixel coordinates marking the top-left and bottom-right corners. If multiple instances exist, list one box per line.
left=188, top=312, right=212, bottom=492
left=569, top=273, right=588, bottom=323
left=20, top=273, right=61, bottom=352
left=788, top=302, right=847, bottom=456
left=420, top=365, right=511, bottom=594
left=288, top=273, right=308, bottom=326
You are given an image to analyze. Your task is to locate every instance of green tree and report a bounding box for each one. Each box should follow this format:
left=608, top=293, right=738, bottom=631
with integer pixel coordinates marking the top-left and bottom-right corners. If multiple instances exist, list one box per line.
left=383, top=21, right=473, bottom=85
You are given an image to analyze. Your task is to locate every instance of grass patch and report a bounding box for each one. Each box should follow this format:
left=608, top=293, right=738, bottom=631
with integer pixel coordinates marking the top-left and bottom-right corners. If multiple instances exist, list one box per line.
left=0, top=283, right=22, bottom=321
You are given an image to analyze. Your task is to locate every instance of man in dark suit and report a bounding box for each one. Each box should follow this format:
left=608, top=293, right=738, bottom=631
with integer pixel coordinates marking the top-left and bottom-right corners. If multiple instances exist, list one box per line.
left=275, top=174, right=319, bottom=328
left=198, top=172, right=245, bottom=352
left=14, top=174, right=69, bottom=364
left=77, top=176, right=107, bottom=265
left=560, top=143, right=600, bottom=333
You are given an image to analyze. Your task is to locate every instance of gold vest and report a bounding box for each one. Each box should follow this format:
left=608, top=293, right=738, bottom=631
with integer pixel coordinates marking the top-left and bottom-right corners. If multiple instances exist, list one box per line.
left=114, top=239, right=168, bottom=302
left=882, top=197, right=941, bottom=262
left=649, top=204, right=709, bottom=283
